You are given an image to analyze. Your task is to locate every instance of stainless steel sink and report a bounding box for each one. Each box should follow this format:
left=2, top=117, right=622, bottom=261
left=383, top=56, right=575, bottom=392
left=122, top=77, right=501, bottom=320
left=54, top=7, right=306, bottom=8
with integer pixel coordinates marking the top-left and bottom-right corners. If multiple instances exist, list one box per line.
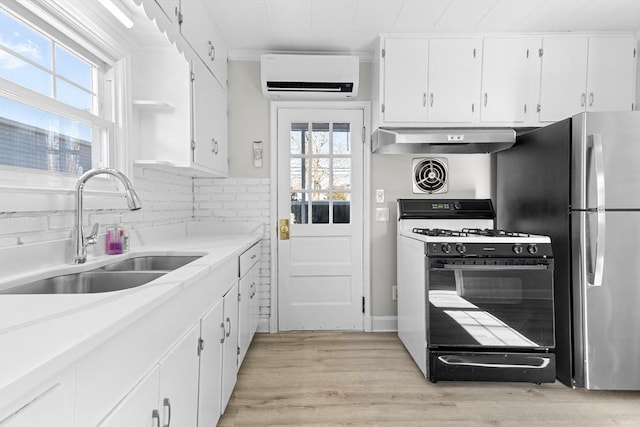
left=0, top=271, right=165, bottom=294
left=98, top=255, right=202, bottom=271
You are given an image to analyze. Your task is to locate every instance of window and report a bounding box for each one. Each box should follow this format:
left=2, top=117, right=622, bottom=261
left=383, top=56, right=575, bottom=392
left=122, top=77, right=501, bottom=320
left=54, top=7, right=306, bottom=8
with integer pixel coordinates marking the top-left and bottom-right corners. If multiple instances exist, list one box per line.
left=0, top=7, right=112, bottom=178
left=290, top=122, right=352, bottom=224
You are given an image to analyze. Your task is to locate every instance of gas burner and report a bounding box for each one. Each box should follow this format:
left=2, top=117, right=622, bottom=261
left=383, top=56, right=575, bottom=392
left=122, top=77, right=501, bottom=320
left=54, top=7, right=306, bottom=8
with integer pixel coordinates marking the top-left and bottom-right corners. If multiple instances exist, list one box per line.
left=412, top=228, right=469, bottom=237
left=462, top=228, right=532, bottom=238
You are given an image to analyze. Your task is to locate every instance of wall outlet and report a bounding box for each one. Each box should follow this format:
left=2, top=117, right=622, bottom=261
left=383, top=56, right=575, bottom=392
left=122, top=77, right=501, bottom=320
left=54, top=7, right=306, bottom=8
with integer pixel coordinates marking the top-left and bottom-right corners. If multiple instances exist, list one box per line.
left=392, top=285, right=397, bottom=301
left=375, top=207, right=389, bottom=222
left=375, top=189, right=385, bottom=203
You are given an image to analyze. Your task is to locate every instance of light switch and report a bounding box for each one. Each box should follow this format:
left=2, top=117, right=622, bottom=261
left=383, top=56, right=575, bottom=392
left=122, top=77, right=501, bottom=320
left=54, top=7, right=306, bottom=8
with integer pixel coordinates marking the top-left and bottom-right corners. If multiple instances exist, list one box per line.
left=375, top=207, right=389, bottom=222
left=375, top=189, right=385, bottom=203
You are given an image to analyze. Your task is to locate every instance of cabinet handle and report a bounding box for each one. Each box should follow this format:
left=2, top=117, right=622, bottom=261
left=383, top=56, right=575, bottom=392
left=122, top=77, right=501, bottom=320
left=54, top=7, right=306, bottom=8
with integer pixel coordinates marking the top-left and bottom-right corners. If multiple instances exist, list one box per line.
left=422, top=92, right=426, bottom=107
left=220, top=321, right=226, bottom=343
left=152, top=409, right=161, bottom=427
left=430, top=93, right=434, bottom=108
left=581, top=93, right=586, bottom=107
left=484, top=93, right=488, bottom=107
left=225, top=317, right=231, bottom=338
left=251, top=282, right=256, bottom=298
left=589, top=92, right=594, bottom=107
left=524, top=104, right=527, bottom=114
left=163, top=398, right=172, bottom=427
left=211, top=138, right=219, bottom=155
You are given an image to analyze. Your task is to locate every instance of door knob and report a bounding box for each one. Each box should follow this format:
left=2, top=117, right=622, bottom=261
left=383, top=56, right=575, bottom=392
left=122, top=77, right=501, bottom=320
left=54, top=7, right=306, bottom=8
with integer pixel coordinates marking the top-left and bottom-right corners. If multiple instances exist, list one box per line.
left=279, top=218, right=290, bottom=240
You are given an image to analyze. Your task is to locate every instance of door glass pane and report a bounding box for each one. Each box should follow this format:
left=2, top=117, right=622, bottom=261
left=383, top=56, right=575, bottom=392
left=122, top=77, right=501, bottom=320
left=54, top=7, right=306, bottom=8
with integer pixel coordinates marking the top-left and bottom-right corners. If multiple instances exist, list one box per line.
left=311, top=192, right=329, bottom=224
left=291, top=192, right=308, bottom=224
left=333, top=123, right=351, bottom=154
left=290, top=158, right=308, bottom=191
left=333, top=158, right=351, bottom=191
left=311, top=158, right=330, bottom=190
left=290, top=123, right=308, bottom=155
left=334, top=193, right=350, bottom=224
left=311, top=122, right=330, bottom=154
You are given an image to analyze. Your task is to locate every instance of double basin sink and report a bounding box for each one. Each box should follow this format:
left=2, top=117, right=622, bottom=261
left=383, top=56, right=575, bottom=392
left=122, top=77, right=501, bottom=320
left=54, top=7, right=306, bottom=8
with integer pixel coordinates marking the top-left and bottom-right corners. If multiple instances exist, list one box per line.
left=1, top=255, right=202, bottom=295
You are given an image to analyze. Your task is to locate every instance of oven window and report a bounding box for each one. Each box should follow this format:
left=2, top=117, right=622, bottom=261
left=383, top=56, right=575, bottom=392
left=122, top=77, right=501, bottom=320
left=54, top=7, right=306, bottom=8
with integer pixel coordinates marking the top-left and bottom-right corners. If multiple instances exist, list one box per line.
left=427, top=263, right=554, bottom=349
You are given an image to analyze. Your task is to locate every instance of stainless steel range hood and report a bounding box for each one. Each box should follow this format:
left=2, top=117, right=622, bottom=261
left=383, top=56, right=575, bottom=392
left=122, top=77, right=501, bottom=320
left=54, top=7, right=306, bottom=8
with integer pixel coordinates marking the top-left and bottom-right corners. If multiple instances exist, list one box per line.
left=372, top=128, right=516, bottom=154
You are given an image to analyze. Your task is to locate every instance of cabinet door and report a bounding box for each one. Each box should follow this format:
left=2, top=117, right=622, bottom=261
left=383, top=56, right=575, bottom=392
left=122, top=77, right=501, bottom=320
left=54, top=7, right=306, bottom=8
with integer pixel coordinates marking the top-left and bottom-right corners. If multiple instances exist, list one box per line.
left=238, top=273, right=252, bottom=367
left=586, top=37, right=636, bottom=112
left=197, top=299, right=224, bottom=427
left=221, top=282, right=239, bottom=411
left=158, top=324, right=201, bottom=427
left=383, top=38, right=429, bottom=123
left=428, top=38, right=481, bottom=123
left=98, top=367, right=160, bottom=427
left=538, top=36, right=589, bottom=122
left=154, top=0, right=181, bottom=26
left=248, top=261, right=260, bottom=343
left=192, top=58, right=228, bottom=176
left=179, top=0, right=227, bottom=86
left=480, top=37, right=533, bottom=123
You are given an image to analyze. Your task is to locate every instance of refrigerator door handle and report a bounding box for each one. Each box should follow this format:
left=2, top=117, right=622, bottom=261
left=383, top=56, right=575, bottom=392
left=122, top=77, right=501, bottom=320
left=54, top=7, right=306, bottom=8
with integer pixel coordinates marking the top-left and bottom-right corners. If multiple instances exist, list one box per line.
left=587, top=134, right=606, bottom=287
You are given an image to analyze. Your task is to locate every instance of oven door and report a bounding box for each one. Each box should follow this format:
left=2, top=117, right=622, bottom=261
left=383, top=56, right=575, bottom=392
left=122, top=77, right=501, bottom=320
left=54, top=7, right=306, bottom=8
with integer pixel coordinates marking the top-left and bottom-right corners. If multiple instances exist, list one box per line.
left=427, top=258, right=555, bottom=350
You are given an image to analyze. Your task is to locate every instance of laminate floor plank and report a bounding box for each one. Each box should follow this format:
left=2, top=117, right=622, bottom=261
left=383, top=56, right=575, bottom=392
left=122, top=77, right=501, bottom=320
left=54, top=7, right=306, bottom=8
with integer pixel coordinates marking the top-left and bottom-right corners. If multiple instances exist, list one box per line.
left=219, top=332, right=640, bottom=426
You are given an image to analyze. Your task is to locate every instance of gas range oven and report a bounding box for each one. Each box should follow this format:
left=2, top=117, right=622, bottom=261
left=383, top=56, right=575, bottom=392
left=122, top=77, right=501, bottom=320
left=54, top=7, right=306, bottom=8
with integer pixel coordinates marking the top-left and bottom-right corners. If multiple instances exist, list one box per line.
left=396, top=199, right=556, bottom=383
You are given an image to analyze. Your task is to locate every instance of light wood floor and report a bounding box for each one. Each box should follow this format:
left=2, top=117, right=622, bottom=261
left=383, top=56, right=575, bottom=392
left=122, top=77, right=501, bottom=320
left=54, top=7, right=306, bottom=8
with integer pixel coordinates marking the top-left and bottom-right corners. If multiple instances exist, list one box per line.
left=219, top=332, right=640, bottom=426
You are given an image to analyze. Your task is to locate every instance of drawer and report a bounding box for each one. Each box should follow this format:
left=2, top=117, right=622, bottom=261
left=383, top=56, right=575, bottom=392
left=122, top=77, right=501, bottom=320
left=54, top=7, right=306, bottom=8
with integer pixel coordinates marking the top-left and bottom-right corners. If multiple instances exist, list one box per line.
left=239, top=243, right=260, bottom=278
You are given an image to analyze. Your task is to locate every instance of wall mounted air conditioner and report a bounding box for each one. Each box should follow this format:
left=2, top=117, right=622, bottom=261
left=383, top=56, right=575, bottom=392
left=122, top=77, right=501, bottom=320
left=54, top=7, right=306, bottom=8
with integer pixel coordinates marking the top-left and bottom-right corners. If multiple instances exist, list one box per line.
left=260, top=54, right=359, bottom=98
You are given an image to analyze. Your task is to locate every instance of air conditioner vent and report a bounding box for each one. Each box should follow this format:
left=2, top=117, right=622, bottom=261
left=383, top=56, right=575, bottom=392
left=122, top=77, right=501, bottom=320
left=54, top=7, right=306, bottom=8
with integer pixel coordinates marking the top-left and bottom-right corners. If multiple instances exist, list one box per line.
left=412, top=158, right=448, bottom=194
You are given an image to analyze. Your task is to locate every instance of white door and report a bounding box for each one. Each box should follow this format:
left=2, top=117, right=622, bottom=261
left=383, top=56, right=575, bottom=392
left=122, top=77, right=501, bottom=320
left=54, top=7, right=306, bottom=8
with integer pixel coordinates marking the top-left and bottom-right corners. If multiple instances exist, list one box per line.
left=277, top=108, right=364, bottom=331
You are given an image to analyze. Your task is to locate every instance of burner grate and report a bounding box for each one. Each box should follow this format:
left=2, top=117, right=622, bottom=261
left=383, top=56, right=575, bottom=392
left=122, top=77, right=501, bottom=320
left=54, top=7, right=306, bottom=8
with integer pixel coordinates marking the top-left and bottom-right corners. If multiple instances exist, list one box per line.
left=412, top=227, right=532, bottom=238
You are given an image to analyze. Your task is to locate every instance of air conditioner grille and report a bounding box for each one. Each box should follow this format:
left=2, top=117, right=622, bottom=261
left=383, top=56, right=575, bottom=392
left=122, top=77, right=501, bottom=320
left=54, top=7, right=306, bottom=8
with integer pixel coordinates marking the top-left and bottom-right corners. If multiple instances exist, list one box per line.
left=412, top=158, right=448, bottom=194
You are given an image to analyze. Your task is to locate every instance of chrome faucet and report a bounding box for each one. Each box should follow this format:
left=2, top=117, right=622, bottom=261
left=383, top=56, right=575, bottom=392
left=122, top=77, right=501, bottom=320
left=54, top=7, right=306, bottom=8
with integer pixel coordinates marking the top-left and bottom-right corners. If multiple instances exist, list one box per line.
left=74, top=168, right=142, bottom=264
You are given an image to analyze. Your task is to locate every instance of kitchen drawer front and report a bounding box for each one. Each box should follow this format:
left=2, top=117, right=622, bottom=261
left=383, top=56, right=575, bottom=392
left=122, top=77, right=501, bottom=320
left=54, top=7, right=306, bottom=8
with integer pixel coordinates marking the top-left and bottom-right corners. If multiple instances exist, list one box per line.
left=239, top=243, right=260, bottom=278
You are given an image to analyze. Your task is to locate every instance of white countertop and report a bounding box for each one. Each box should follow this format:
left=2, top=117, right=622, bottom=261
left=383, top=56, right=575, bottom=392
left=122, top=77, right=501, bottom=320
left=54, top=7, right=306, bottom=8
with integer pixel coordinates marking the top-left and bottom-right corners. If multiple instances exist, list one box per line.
left=0, top=222, right=262, bottom=410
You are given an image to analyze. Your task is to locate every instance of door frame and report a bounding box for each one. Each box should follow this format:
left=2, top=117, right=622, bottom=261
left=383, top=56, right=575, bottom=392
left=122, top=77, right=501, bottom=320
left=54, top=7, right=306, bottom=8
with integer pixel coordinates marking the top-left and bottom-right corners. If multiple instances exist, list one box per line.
left=269, top=100, right=372, bottom=333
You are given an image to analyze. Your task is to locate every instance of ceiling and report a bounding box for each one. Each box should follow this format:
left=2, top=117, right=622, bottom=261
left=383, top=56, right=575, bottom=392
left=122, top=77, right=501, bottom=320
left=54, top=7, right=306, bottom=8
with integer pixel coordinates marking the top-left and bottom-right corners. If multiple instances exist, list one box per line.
left=198, top=0, right=640, bottom=59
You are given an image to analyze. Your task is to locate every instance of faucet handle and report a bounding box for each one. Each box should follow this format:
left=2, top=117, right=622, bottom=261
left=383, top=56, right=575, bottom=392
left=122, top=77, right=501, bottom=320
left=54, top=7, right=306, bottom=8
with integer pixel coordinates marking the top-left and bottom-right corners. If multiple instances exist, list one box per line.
left=86, top=222, right=100, bottom=245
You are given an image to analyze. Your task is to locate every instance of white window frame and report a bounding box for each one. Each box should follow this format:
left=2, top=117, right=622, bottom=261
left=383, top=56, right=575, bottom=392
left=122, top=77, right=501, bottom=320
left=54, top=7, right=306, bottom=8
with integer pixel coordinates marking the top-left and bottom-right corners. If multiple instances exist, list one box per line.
left=0, top=1, right=131, bottom=213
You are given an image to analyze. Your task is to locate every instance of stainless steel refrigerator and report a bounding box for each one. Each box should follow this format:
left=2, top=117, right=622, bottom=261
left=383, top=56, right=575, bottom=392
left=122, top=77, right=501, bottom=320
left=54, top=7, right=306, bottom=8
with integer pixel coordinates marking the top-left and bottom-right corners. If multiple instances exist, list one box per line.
left=496, top=111, right=640, bottom=390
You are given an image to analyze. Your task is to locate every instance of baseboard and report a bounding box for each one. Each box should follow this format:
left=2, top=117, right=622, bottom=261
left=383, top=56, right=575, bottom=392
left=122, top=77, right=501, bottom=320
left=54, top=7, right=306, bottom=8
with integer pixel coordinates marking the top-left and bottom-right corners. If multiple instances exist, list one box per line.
left=371, top=316, right=398, bottom=332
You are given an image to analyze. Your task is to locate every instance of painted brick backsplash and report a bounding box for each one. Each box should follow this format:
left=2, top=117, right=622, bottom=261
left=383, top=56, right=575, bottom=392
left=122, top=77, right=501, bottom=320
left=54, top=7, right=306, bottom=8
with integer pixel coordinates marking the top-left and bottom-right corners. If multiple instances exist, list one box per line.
left=0, top=170, right=272, bottom=328
left=194, top=177, right=272, bottom=321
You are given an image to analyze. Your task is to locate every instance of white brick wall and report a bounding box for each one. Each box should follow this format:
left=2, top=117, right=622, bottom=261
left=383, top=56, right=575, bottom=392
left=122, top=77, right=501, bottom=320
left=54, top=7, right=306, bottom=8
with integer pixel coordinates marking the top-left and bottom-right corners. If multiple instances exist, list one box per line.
left=0, top=170, right=272, bottom=328
left=194, top=177, right=272, bottom=323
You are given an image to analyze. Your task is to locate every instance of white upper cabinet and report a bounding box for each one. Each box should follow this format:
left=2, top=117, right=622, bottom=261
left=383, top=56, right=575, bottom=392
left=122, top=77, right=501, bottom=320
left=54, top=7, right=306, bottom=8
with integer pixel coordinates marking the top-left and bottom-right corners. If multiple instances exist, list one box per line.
left=428, top=38, right=481, bottom=123
left=374, top=34, right=637, bottom=128
left=192, top=58, right=228, bottom=176
left=586, top=37, right=636, bottom=113
left=179, top=0, right=228, bottom=87
left=480, top=37, right=539, bottom=123
left=154, top=0, right=180, bottom=26
left=382, top=38, right=429, bottom=123
left=538, top=36, right=636, bottom=122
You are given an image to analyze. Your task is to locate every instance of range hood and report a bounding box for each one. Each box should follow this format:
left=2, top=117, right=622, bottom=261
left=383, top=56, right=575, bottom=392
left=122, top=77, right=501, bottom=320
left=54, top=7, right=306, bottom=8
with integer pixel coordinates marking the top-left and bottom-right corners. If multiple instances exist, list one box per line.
left=371, top=128, right=516, bottom=154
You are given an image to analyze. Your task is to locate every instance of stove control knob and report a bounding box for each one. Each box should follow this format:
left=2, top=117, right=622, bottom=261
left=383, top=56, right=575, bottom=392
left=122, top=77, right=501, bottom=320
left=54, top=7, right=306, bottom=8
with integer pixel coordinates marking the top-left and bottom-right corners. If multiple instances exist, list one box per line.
left=454, top=201, right=462, bottom=210
left=513, top=244, right=524, bottom=254
left=456, top=243, right=467, bottom=254
left=441, top=243, right=451, bottom=254
left=527, top=244, right=538, bottom=254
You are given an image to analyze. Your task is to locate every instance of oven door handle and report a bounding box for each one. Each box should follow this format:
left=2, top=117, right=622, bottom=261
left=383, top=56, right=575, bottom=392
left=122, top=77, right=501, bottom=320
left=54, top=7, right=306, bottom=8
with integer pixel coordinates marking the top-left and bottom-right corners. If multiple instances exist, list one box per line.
left=438, top=264, right=550, bottom=271
left=437, top=355, right=552, bottom=369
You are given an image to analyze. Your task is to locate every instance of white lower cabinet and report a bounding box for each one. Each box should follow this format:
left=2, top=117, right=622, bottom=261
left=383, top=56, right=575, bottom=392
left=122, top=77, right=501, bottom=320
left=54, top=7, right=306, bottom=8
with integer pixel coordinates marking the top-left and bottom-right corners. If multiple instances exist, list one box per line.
left=221, top=282, right=239, bottom=411
left=197, top=299, right=224, bottom=427
left=98, top=324, right=200, bottom=427
left=238, top=243, right=261, bottom=367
